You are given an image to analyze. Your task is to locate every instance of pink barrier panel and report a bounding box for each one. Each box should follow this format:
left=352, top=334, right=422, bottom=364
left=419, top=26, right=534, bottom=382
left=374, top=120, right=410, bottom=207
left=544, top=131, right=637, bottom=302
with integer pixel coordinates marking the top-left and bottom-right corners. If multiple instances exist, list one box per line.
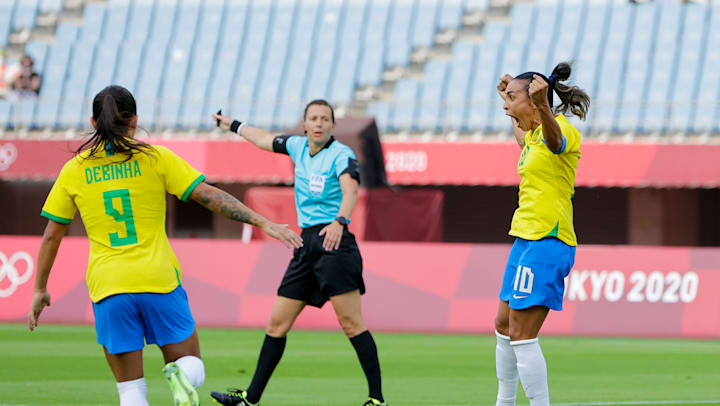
left=1, top=236, right=718, bottom=338
left=3, top=140, right=720, bottom=187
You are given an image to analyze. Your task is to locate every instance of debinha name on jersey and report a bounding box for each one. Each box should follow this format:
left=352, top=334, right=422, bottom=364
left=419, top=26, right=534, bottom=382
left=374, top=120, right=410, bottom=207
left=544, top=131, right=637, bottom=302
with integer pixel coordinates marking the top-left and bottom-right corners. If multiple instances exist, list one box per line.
left=84, top=161, right=142, bottom=185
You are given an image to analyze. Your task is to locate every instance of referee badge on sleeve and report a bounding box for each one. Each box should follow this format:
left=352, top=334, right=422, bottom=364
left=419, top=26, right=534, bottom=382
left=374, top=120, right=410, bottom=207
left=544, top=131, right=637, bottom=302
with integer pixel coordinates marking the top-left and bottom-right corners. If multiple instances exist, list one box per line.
left=309, top=174, right=326, bottom=195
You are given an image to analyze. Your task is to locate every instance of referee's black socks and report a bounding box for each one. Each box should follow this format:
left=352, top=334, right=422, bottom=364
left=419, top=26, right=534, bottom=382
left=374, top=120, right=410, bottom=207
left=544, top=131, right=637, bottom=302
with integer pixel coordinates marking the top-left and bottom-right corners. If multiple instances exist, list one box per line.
left=247, top=334, right=286, bottom=404
left=350, top=330, right=384, bottom=402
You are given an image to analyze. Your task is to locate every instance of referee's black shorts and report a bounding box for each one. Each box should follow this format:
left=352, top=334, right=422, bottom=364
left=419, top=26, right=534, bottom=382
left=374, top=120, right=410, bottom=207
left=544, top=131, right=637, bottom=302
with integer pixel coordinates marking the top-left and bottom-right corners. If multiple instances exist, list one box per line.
left=277, top=223, right=365, bottom=308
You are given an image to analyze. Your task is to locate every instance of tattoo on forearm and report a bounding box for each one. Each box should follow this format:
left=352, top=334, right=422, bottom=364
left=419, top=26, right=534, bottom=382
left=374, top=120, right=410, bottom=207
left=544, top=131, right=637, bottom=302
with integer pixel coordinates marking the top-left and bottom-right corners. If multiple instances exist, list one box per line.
left=195, top=187, right=255, bottom=225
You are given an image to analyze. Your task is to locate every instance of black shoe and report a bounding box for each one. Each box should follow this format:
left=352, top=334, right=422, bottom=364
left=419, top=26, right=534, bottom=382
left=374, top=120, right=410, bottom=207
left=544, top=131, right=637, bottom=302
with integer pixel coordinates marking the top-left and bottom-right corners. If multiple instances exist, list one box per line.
left=210, top=388, right=255, bottom=406
left=363, top=398, right=387, bottom=406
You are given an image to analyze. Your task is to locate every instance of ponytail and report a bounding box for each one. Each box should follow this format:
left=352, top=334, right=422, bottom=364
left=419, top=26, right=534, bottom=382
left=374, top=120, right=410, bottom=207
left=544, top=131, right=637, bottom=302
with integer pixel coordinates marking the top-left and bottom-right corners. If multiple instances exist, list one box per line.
left=515, top=61, right=591, bottom=121
left=549, top=62, right=590, bottom=121
left=77, top=85, right=153, bottom=161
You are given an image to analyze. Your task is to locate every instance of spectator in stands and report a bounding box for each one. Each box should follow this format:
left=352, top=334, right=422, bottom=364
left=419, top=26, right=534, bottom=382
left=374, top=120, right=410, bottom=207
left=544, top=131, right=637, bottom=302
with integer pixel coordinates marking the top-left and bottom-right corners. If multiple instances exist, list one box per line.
left=9, top=55, right=41, bottom=101
left=28, top=85, right=302, bottom=406
left=493, top=62, right=590, bottom=406
left=0, top=49, right=19, bottom=99
left=210, top=101, right=386, bottom=406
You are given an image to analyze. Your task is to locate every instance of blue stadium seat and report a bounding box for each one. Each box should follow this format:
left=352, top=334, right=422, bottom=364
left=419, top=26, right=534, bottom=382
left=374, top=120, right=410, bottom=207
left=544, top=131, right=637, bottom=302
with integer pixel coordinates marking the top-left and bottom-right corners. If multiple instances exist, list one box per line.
left=180, top=47, right=214, bottom=129
left=136, top=43, right=168, bottom=129
left=341, top=1, right=366, bottom=50
left=391, top=78, right=419, bottom=130
left=157, top=45, right=191, bottom=129
left=254, top=4, right=295, bottom=129
left=113, top=44, right=143, bottom=93
left=59, top=44, right=96, bottom=128
left=55, top=23, right=78, bottom=44
left=438, top=0, right=463, bottom=31
left=172, top=0, right=201, bottom=48
left=413, top=0, right=439, bottom=48
left=549, top=4, right=582, bottom=64
left=669, top=4, right=706, bottom=132
left=125, top=1, right=154, bottom=45
left=329, top=2, right=365, bottom=105
left=526, top=4, right=558, bottom=72
left=466, top=42, right=500, bottom=131
left=39, top=0, right=62, bottom=13
left=386, top=1, right=414, bottom=67
left=464, top=0, right=489, bottom=12
left=84, top=44, right=119, bottom=121
left=79, top=4, right=106, bottom=42
left=417, top=60, right=449, bottom=131
left=574, top=3, right=610, bottom=132
left=304, top=0, right=342, bottom=102
left=444, top=41, right=476, bottom=130
left=12, top=0, right=39, bottom=32
left=330, top=51, right=359, bottom=105
left=506, top=4, right=533, bottom=49
left=595, top=4, right=631, bottom=133
left=276, top=0, right=319, bottom=129
left=205, top=2, right=247, bottom=124
left=639, top=2, right=683, bottom=133
left=149, top=2, right=178, bottom=46
left=368, top=101, right=392, bottom=134
left=231, top=1, right=272, bottom=121
left=15, top=100, right=37, bottom=129
left=0, top=100, right=11, bottom=128
left=0, top=1, right=14, bottom=48
left=693, top=52, right=720, bottom=133
left=34, top=44, right=72, bottom=128
left=481, top=21, right=507, bottom=46
left=358, top=0, right=390, bottom=87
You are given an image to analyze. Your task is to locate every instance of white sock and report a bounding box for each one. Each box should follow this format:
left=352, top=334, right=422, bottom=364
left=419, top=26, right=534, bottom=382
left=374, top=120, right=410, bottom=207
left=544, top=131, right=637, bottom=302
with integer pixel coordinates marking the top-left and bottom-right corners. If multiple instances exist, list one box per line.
left=511, top=338, right=549, bottom=406
left=495, top=330, right=519, bottom=406
left=116, top=377, right=149, bottom=406
left=175, top=355, right=205, bottom=388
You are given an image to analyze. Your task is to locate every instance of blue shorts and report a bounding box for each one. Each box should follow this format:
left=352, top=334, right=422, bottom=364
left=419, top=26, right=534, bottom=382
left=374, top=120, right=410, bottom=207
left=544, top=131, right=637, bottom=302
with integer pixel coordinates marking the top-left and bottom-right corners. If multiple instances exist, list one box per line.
left=92, top=285, right=195, bottom=354
left=499, top=237, right=576, bottom=311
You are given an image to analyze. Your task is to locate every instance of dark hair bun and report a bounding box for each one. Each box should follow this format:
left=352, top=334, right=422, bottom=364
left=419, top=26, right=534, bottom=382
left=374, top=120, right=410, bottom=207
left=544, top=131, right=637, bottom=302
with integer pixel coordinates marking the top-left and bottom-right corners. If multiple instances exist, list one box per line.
left=551, top=62, right=572, bottom=82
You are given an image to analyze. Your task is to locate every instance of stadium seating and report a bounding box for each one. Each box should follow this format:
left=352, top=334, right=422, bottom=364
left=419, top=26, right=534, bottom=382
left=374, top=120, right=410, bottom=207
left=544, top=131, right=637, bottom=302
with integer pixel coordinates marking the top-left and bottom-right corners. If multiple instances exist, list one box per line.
left=374, top=1, right=719, bottom=135
left=0, top=0, right=718, bottom=135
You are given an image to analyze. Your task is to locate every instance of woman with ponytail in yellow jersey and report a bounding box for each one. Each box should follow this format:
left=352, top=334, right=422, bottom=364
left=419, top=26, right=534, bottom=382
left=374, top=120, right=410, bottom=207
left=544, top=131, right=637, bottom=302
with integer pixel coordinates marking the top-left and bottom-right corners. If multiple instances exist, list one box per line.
left=492, top=62, right=590, bottom=406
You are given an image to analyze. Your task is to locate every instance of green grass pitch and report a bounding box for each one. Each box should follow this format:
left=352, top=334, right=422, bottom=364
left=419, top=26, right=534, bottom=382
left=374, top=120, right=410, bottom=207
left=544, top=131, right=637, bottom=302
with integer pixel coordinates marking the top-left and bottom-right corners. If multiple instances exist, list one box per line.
left=1, top=323, right=718, bottom=405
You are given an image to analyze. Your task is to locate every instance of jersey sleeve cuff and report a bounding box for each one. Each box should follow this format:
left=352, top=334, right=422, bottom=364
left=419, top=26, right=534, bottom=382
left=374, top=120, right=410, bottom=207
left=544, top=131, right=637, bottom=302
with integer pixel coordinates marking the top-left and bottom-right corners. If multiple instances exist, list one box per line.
left=41, top=210, right=73, bottom=224
left=180, top=174, right=206, bottom=202
left=554, top=134, right=567, bottom=154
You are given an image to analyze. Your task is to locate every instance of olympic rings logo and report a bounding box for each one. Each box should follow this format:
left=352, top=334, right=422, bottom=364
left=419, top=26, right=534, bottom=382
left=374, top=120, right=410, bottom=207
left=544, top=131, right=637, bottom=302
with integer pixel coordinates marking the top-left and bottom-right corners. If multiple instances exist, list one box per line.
left=0, top=251, right=34, bottom=298
left=0, top=143, right=18, bottom=171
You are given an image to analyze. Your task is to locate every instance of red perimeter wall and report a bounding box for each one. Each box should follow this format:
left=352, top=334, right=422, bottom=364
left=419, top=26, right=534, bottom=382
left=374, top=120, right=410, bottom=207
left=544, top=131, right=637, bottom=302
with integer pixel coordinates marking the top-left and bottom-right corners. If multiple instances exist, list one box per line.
left=1, top=236, right=718, bottom=338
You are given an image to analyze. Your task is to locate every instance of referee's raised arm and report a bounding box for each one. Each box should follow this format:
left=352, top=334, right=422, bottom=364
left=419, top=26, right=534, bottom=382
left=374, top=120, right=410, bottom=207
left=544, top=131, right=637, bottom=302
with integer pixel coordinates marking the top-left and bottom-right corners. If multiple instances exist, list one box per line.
left=213, top=113, right=275, bottom=152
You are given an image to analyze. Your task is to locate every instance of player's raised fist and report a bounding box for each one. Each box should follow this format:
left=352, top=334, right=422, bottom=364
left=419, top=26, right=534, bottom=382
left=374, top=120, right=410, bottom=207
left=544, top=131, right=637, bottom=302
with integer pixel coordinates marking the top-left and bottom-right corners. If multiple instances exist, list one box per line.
left=528, top=74, right=549, bottom=107
left=497, top=74, right=513, bottom=100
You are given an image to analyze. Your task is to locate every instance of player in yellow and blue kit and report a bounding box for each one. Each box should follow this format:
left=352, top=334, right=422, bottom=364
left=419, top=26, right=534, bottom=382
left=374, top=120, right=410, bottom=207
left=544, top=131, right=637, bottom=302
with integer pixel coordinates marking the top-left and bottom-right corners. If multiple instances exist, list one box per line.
left=28, top=85, right=302, bottom=406
left=493, top=63, right=590, bottom=406
left=210, top=100, right=386, bottom=406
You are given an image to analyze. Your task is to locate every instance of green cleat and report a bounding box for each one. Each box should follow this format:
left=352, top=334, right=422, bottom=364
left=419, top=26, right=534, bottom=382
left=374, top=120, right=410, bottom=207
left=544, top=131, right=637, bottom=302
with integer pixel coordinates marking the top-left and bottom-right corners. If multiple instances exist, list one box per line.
left=163, top=362, right=200, bottom=406
left=363, top=398, right=387, bottom=406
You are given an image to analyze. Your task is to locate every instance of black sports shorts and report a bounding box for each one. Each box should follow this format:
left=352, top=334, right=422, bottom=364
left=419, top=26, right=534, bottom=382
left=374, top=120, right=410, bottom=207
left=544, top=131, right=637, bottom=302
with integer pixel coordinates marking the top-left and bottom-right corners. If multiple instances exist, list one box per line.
left=277, top=223, right=365, bottom=308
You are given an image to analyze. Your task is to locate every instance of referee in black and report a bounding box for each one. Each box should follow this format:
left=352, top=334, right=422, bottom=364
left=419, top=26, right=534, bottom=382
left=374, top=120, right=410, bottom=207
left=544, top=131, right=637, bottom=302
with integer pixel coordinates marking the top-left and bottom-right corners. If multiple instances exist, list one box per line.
left=210, top=100, right=387, bottom=406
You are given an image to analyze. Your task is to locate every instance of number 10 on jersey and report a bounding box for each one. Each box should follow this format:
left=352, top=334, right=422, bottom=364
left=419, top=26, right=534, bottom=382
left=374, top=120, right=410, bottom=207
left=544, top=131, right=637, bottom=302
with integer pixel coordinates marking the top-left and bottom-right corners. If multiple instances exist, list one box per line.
left=103, top=189, right=138, bottom=246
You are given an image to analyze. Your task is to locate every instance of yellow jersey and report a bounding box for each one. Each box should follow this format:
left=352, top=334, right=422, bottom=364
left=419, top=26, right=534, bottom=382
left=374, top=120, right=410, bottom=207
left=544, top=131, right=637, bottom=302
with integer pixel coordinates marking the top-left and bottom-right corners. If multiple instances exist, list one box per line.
left=41, top=144, right=205, bottom=302
left=509, top=114, right=580, bottom=246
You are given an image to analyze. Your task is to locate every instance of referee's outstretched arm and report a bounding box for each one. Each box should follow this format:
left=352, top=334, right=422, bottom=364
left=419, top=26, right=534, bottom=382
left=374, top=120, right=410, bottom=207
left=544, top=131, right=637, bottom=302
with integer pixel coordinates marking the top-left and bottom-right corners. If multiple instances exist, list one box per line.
left=214, top=113, right=273, bottom=152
